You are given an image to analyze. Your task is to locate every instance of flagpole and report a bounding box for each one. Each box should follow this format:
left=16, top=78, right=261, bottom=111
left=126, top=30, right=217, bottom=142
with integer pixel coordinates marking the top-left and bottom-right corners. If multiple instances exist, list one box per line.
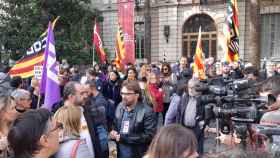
left=37, top=93, right=41, bottom=109
left=37, top=77, right=41, bottom=109
left=93, top=44, right=95, bottom=67
left=93, top=19, right=96, bottom=67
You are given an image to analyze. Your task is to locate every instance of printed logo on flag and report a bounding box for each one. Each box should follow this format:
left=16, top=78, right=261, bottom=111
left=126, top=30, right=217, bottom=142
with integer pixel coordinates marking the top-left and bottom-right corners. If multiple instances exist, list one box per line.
left=34, top=66, right=43, bottom=79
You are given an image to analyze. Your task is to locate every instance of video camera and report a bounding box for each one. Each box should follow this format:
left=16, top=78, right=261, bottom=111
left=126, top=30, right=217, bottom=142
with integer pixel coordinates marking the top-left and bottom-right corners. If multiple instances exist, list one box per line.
left=197, top=78, right=268, bottom=138
left=254, top=124, right=280, bottom=156
left=255, top=124, right=280, bottom=136
left=196, top=78, right=257, bottom=96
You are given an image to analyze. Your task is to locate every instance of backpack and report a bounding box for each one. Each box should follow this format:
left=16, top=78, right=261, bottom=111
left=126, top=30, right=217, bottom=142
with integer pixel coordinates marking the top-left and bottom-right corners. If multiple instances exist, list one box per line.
left=0, top=75, right=13, bottom=97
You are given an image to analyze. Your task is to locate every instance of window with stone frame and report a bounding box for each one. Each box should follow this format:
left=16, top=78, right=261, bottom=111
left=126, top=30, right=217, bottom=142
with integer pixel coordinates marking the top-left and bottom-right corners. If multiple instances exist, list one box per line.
left=135, top=0, right=145, bottom=6
left=191, top=0, right=226, bottom=5
left=261, top=13, right=280, bottom=60
left=182, top=14, right=217, bottom=59
left=135, top=22, right=145, bottom=59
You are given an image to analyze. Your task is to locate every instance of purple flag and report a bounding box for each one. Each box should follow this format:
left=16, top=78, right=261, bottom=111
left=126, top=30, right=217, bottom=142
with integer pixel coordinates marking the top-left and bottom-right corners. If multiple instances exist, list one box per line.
left=40, top=22, right=60, bottom=111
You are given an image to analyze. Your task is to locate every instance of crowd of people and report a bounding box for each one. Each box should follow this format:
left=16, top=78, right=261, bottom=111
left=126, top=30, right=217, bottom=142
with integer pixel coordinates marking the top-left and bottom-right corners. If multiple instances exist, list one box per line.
left=0, top=56, right=280, bottom=158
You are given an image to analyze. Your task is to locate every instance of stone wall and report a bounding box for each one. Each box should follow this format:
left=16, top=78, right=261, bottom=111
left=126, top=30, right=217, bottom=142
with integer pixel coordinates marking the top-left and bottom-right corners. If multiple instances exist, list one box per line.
left=96, top=0, right=280, bottom=64
left=102, top=8, right=118, bottom=59
left=149, top=2, right=228, bottom=62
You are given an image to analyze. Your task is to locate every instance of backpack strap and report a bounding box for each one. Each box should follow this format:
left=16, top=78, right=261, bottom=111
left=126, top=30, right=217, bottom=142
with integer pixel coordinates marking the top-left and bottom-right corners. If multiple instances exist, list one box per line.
left=70, top=140, right=81, bottom=158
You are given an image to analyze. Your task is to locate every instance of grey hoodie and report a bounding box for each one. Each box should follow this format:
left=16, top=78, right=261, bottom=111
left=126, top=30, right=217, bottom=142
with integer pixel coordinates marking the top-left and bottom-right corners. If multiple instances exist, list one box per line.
left=0, top=73, right=12, bottom=97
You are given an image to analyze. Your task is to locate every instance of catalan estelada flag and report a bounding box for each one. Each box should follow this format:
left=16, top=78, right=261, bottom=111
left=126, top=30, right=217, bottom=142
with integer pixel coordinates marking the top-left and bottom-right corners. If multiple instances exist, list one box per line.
left=225, top=0, right=239, bottom=63
left=115, top=23, right=126, bottom=69
left=193, top=27, right=206, bottom=80
left=93, top=20, right=107, bottom=64
left=9, top=17, right=60, bottom=78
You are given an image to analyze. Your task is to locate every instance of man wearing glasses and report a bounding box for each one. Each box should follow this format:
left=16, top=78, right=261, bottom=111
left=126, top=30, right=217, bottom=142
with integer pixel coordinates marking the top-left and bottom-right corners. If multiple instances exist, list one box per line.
left=110, top=80, right=157, bottom=158
left=176, top=78, right=210, bottom=156
left=8, top=108, right=62, bottom=158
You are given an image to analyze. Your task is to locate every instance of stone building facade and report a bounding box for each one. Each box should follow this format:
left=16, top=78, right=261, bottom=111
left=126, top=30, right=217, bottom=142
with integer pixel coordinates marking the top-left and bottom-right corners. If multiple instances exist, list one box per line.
left=94, top=0, right=280, bottom=66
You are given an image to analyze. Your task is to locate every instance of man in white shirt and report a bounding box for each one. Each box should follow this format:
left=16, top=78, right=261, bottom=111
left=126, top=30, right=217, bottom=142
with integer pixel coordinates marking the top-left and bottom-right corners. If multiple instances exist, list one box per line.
left=61, top=81, right=103, bottom=158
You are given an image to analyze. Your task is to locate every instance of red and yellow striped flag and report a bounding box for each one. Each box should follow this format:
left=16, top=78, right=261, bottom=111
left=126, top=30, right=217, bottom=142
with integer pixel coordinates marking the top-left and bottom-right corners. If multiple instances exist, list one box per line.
left=9, top=53, right=44, bottom=78
left=114, top=23, right=126, bottom=70
left=193, top=27, right=206, bottom=80
left=9, top=17, right=60, bottom=78
left=225, top=0, right=239, bottom=63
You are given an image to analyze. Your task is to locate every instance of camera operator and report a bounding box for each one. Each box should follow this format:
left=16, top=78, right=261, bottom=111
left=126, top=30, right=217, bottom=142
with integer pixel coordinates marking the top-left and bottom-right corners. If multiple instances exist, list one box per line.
left=259, top=76, right=280, bottom=125
left=229, top=62, right=244, bottom=79
left=176, top=78, right=215, bottom=156
left=205, top=68, right=272, bottom=148
left=209, top=62, right=232, bottom=87
left=232, top=66, right=261, bottom=97
left=244, top=66, right=259, bottom=82
left=260, top=94, right=280, bottom=125
left=242, top=76, right=280, bottom=156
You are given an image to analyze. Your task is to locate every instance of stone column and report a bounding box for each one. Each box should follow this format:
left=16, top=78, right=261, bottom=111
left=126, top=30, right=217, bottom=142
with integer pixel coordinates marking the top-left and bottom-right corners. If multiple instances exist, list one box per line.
left=248, top=0, right=261, bottom=69
left=144, top=0, right=152, bottom=63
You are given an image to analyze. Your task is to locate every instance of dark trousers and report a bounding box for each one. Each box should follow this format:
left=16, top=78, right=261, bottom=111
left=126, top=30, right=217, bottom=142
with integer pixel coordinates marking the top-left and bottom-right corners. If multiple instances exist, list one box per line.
left=185, top=124, right=204, bottom=156
left=96, top=125, right=109, bottom=158
left=163, top=102, right=170, bottom=121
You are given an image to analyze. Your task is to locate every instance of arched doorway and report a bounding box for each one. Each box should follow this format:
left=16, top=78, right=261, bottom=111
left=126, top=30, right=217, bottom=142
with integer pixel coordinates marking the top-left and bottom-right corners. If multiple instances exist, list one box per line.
left=182, top=14, right=217, bottom=59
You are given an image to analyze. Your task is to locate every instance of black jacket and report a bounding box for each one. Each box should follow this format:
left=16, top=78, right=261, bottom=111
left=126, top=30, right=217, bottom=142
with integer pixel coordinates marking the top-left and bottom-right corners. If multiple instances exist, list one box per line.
left=89, top=93, right=107, bottom=127
left=176, top=93, right=203, bottom=125
left=102, top=80, right=122, bottom=107
left=83, top=105, right=104, bottom=158
left=176, top=93, right=214, bottom=127
left=230, top=68, right=244, bottom=79
left=114, top=102, right=157, bottom=158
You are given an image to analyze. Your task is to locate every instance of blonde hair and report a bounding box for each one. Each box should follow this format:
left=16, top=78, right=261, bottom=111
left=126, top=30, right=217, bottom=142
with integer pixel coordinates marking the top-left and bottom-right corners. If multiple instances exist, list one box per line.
left=0, top=96, right=15, bottom=129
left=54, top=106, right=81, bottom=137
left=140, top=64, right=150, bottom=79
left=30, top=77, right=39, bottom=88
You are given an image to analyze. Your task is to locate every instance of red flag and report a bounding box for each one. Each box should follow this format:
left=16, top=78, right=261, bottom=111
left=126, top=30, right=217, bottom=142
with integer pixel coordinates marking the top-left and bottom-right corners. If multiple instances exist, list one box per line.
left=193, top=27, right=206, bottom=80
left=93, top=21, right=107, bottom=64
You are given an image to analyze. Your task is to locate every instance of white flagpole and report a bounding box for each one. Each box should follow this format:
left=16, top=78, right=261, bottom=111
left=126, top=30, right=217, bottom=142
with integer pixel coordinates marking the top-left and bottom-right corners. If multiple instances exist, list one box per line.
left=93, top=45, right=95, bottom=67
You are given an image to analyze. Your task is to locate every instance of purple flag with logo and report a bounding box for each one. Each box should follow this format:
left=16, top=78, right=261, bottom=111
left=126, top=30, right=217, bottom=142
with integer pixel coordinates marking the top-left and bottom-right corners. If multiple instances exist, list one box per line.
left=40, top=22, right=60, bottom=111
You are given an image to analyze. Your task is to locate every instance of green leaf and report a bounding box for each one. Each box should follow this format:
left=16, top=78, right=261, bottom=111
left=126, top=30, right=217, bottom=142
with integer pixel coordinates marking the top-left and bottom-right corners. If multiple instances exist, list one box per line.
left=0, top=0, right=99, bottom=64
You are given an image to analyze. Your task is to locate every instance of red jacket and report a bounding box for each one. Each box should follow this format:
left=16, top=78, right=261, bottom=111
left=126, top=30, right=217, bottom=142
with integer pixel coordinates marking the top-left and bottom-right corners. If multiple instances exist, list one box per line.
left=148, top=83, right=164, bottom=112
